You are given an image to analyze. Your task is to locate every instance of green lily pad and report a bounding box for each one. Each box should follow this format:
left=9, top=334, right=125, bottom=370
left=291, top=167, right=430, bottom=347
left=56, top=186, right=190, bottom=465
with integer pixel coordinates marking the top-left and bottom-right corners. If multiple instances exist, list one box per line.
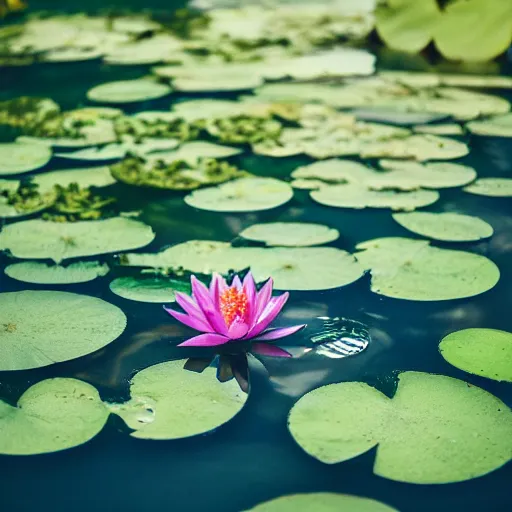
left=87, top=79, right=172, bottom=104
left=463, top=178, right=512, bottom=197
left=244, top=493, right=398, bottom=512
left=392, top=212, right=493, bottom=242
left=239, top=222, right=339, bottom=247
left=0, top=217, right=155, bottom=263
left=172, top=71, right=264, bottom=93
left=145, top=141, right=242, bottom=165
left=467, top=114, right=512, bottom=137
left=0, top=181, right=57, bottom=219
left=0, top=290, right=126, bottom=371
left=0, top=378, right=109, bottom=455
left=376, top=0, right=440, bottom=53
left=108, top=360, right=247, bottom=439
left=0, top=142, right=52, bottom=176
left=32, top=166, right=117, bottom=192
left=4, top=261, right=110, bottom=284
left=439, top=328, right=512, bottom=382
left=109, top=276, right=190, bottom=303
left=311, top=184, right=439, bottom=211
left=354, top=237, right=500, bottom=301
left=433, top=0, right=512, bottom=62
left=122, top=241, right=364, bottom=291
left=350, top=107, right=445, bottom=126
left=43, top=48, right=103, bottom=63
left=288, top=371, right=512, bottom=483
left=413, top=123, right=464, bottom=135
left=184, top=178, right=293, bottom=212
left=171, top=99, right=249, bottom=122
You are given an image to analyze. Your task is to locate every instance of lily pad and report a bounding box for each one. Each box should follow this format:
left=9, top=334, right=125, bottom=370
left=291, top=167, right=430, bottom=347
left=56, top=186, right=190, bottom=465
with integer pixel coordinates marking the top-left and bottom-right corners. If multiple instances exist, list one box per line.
left=288, top=371, right=512, bottom=483
left=87, top=79, right=172, bottom=104
left=109, top=360, right=247, bottom=439
left=413, top=123, right=464, bottom=136
left=0, top=181, right=57, bottom=219
left=145, top=141, right=242, bottom=165
left=172, top=72, right=264, bottom=93
left=466, top=114, right=512, bottom=137
left=5, top=261, right=110, bottom=284
left=239, top=222, right=339, bottom=247
left=354, top=237, right=500, bottom=301
left=350, top=107, right=446, bottom=126
left=0, top=217, right=155, bottom=263
left=439, top=328, right=512, bottom=382
left=392, top=212, right=493, bottom=242
left=32, top=166, right=117, bottom=192
left=463, top=178, right=512, bottom=197
left=109, top=276, right=190, bottom=303
left=184, top=178, right=293, bottom=212
left=0, top=290, right=126, bottom=371
left=244, top=493, right=398, bottom=512
left=0, top=142, right=52, bottom=176
left=311, top=184, right=439, bottom=211
left=0, top=378, right=109, bottom=455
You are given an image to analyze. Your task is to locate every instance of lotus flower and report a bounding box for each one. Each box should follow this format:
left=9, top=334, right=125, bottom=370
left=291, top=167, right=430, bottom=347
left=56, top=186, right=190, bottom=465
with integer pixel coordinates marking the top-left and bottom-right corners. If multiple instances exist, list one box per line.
left=165, top=272, right=305, bottom=357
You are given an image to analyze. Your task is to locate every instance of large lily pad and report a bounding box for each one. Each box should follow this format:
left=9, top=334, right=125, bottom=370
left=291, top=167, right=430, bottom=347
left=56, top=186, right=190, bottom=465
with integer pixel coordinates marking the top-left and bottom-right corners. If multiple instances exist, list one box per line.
left=87, top=79, right=172, bottom=104
left=4, top=261, right=110, bottom=284
left=0, top=217, right=155, bottom=263
left=0, top=181, right=57, bottom=219
left=0, top=291, right=126, bottom=371
left=392, top=212, right=493, bottom=242
left=144, top=141, right=242, bottom=165
left=0, top=142, right=52, bottom=176
left=311, top=184, right=439, bottom=211
left=239, top=222, right=340, bottom=247
left=109, top=276, right=190, bottom=303
left=109, top=360, right=247, bottom=439
left=32, top=166, right=117, bottom=192
left=439, top=328, right=512, bottom=382
left=354, top=237, right=500, bottom=300
left=0, top=378, right=109, bottom=455
left=288, top=371, right=512, bottom=483
left=184, top=178, right=293, bottom=212
left=463, top=178, right=512, bottom=197
left=466, top=113, right=512, bottom=137
left=245, top=493, right=398, bottom=512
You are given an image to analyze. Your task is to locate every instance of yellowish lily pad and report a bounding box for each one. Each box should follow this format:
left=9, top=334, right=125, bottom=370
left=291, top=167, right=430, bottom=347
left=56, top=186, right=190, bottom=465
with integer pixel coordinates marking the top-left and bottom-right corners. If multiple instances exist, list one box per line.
left=87, top=79, right=172, bottom=104
left=0, top=142, right=52, bottom=176
left=463, top=178, right=512, bottom=197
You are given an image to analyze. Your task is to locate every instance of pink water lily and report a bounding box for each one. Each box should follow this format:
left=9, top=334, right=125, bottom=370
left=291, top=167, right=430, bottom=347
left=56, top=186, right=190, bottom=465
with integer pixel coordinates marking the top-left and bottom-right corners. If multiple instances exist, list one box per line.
left=165, top=272, right=305, bottom=357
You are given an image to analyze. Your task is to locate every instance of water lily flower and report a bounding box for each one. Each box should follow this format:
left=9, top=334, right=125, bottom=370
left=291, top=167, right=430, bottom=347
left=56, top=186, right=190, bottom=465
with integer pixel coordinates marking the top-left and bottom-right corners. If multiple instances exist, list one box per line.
left=165, top=272, right=305, bottom=357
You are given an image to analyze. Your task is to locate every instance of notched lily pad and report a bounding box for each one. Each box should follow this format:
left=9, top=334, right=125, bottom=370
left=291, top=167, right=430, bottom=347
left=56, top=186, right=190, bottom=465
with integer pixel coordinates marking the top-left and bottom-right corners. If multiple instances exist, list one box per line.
left=0, top=378, right=109, bottom=455
left=354, top=237, right=500, bottom=301
left=392, top=212, right=493, bottom=242
left=109, top=276, right=190, bottom=303
left=0, top=290, right=126, bottom=371
left=108, top=360, right=247, bottom=439
left=439, top=328, right=512, bottom=382
left=5, top=261, right=110, bottom=284
left=288, top=371, right=512, bottom=484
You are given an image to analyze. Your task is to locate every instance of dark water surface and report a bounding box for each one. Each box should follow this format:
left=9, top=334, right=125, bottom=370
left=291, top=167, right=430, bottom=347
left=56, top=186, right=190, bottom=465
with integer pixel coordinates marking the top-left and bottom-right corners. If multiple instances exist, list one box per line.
left=1, top=6, right=512, bottom=512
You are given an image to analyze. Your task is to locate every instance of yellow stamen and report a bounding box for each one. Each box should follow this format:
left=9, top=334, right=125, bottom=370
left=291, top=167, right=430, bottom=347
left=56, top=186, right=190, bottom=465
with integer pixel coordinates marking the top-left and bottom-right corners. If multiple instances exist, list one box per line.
left=219, top=287, right=247, bottom=327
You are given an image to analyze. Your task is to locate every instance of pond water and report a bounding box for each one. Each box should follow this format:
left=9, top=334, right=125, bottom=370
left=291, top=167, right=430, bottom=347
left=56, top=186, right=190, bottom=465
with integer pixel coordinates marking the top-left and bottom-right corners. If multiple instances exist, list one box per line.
left=0, top=2, right=511, bottom=511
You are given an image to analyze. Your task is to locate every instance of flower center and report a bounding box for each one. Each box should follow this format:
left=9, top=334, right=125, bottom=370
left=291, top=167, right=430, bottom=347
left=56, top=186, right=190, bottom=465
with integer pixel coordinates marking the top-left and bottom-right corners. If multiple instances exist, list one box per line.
left=220, top=287, right=248, bottom=327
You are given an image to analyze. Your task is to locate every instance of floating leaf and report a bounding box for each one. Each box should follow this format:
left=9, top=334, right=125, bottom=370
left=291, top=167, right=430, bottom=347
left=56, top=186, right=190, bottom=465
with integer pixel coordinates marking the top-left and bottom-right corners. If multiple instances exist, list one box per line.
left=0, top=142, right=52, bottom=176
left=171, top=99, right=250, bottom=122
left=311, top=184, right=439, bottom=211
left=184, top=178, right=293, bottom=212
left=288, top=371, right=512, bottom=483
left=0, top=217, right=155, bottom=263
left=350, top=107, right=446, bottom=126
left=392, top=212, right=493, bottom=242
left=375, top=0, right=440, bottom=53
left=0, top=378, right=109, bottom=455
left=354, top=237, right=500, bottom=300
left=413, top=123, right=463, bottom=135
left=109, top=360, right=247, bottom=439
left=43, top=47, right=103, bottom=63
left=87, top=79, right=172, bottom=104
left=433, top=0, right=512, bottom=62
left=239, top=222, right=339, bottom=247
left=0, top=181, right=57, bottom=218
left=109, top=276, right=190, bottom=303
left=439, top=328, right=512, bottom=382
left=0, top=290, right=126, bottom=371
left=172, top=70, right=264, bottom=93
left=144, top=141, right=243, bottom=165
left=466, top=114, right=512, bottom=137
left=244, top=493, right=398, bottom=512
left=5, top=261, right=110, bottom=284
left=463, top=178, right=512, bottom=197
left=32, top=166, right=116, bottom=192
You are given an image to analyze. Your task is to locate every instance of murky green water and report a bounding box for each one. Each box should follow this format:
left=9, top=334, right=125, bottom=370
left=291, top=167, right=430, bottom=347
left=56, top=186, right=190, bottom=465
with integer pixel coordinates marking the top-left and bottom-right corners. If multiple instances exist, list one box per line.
left=1, top=4, right=511, bottom=512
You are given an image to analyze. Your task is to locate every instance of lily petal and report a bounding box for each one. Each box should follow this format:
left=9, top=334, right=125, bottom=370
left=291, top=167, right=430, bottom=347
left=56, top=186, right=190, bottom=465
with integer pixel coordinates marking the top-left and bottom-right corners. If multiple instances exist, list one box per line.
left=175, top=292, right=213, bottom=330
left=209, top=273, right=227, bottom=308
left=227, top=317, right=249, bottom=340
left=253, top=324, right=306, bottom=341
left=192, top=276, right=229, bottom=336
left=242, top=272, right=257, bottom=325
left=251, top=343, right=292, bottom=358
left=164, top=307, right=211, bottom=332
left=231, top=275, right=242, bottom=290
left=254, top=277, right=273, bottom=322
left=248, top=292, right=289, bottom=338
left=178, top=332, right=230, bottom=347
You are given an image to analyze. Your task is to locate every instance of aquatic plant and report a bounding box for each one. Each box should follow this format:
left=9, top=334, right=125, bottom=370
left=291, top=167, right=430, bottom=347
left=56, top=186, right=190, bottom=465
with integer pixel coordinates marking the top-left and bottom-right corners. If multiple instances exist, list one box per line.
left=165, top=272, right=305, bottom=354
